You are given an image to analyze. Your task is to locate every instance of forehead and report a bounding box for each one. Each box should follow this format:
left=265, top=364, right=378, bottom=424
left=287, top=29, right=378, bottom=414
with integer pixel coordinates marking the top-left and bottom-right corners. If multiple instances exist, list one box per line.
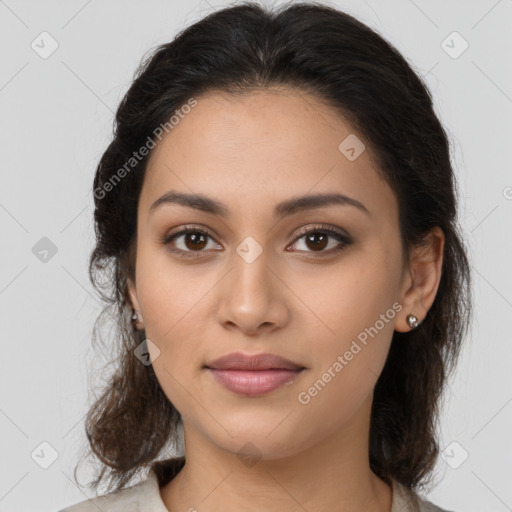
left=139, top=89, right=398, bottom=223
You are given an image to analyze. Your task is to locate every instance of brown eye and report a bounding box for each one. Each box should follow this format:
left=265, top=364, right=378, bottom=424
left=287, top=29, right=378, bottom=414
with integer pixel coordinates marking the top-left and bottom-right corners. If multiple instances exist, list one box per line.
left=163, top=227, right=220, bottom=258
left=289, top=225, right=352, bottom=256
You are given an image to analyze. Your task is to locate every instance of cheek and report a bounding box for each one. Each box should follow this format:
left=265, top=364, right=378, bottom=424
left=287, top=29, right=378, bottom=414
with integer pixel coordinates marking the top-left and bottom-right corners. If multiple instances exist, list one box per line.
left=136, top=241, right=199, bottom=336
left=293, top=271, right=396, bottom=429
left=289, top=248, right=400, bottom=393
left=140, top=286, right=208, bottom=416
left=292, top=256, right=399, bottom=342
left=134, top=247, right=209, bottom=382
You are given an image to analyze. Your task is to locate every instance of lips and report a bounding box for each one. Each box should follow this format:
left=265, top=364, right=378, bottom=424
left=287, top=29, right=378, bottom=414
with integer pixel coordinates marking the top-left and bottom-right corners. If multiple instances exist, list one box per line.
left=204, top=352, right=305, bottom=371
left=204, top=352, right=306, bottom=397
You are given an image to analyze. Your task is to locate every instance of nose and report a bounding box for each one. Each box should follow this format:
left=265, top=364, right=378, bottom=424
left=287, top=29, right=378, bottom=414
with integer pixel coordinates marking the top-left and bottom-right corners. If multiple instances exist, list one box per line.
left=215, top=251, right=290, bottom=336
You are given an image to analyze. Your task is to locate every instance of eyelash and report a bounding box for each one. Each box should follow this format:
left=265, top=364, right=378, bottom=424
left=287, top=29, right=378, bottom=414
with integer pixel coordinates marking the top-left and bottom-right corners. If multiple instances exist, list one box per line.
left=161, top=224, right=352, bottom=259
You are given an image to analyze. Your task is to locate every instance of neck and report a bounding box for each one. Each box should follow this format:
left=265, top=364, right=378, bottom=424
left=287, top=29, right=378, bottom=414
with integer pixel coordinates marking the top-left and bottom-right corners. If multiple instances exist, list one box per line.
left=160, top=395, right=392, bottom=512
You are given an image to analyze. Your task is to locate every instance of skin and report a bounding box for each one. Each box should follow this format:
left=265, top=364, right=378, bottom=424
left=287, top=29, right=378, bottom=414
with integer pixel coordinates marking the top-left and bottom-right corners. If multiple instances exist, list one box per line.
left=127, top=87, right=444, bottom=512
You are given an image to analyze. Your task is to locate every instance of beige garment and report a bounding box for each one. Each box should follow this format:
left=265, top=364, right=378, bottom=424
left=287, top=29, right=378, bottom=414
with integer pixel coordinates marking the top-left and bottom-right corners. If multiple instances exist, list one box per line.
left=58, top=469, right=452, bottom=512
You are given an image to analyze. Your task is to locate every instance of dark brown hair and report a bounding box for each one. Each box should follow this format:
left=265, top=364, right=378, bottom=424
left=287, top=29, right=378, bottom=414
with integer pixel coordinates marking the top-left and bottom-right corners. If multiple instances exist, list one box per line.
left=75, top=0, right=473, bottom=496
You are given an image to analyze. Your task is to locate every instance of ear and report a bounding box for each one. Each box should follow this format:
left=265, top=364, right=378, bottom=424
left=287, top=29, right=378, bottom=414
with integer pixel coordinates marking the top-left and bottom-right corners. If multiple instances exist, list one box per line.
left=127, top=276, right=141, bottom=313
left=395, top=226, right=445, bottom=332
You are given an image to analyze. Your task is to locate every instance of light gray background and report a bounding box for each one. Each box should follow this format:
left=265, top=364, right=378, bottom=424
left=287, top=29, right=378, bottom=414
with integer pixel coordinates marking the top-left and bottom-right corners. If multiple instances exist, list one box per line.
left=1, top=0, right=511, bottom=511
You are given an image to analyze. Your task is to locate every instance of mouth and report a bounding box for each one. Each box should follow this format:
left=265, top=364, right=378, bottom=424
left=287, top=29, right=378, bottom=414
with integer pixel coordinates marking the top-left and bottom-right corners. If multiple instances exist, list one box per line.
left=203, top=352, right=306, bottom=397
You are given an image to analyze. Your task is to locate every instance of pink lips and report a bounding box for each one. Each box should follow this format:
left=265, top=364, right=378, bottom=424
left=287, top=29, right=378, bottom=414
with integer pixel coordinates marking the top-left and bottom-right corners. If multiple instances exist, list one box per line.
left=204, top=352, right=306, bottom=397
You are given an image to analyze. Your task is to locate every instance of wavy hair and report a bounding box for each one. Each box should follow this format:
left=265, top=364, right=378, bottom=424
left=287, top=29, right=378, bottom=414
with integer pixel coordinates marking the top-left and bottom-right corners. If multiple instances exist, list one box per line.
left=74, top=0, right=473, bottom=496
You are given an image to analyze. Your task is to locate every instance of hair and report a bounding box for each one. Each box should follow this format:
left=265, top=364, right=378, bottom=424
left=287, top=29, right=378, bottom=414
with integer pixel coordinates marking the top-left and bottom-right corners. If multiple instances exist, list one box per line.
left=76, top=0, right=473, bottom=497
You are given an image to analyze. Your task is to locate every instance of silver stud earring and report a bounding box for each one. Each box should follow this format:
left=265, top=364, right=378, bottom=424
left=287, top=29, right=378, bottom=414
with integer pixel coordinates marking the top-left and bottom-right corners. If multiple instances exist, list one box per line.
left=406, top=314, right=419, bottom=329
left=131, top=310, right=143, bottom=323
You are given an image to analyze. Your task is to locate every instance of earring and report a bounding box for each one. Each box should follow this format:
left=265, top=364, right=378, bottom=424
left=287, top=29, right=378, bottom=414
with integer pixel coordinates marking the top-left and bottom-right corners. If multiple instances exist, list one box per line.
left=131, top=310, right=143, bottom=323
left=406, top=313, right=419, bottom=329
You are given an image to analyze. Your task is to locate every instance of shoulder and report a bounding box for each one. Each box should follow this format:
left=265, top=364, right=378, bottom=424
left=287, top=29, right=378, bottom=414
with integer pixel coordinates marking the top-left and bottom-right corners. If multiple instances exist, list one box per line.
left=57, top=470, right=168, bottom=512
left=391, top=479, right=455, bottom=512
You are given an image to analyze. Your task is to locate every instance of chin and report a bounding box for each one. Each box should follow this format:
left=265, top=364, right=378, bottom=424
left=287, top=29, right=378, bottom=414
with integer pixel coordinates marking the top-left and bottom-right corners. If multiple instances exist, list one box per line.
left=204, top=420, right=311, bottom=462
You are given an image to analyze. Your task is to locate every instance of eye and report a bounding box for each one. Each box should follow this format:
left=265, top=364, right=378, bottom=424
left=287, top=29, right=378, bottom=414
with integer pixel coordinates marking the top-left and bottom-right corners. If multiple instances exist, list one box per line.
left=162, top=226, right=221, bottom=258
left=162, top=224, right=352, bottom=259
left=288, top=224, right=352, bottom=256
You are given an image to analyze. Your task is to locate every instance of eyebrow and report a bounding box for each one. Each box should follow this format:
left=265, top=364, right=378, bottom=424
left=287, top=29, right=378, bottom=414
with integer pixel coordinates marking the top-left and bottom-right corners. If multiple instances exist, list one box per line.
left=149, top=190, right=370, bottom=219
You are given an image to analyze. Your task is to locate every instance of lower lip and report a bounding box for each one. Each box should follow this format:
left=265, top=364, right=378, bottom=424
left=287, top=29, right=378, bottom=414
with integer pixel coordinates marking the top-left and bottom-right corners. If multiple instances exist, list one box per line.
left=206, top=368, right=304, bottom=397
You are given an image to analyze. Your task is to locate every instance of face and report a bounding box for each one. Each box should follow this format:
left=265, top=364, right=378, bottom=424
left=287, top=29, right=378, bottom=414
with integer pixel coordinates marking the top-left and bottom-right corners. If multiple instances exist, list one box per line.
left=128, top=88, right=415, bottom=461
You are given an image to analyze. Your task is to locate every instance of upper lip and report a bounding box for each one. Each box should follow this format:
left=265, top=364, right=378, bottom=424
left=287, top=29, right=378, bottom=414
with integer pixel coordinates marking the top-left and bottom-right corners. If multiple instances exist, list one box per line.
left=205, top=352, right=305, bottom=371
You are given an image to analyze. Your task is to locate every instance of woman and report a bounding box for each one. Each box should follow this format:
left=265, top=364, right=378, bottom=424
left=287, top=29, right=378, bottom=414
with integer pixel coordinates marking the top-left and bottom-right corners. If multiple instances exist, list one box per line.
left=59, top=2, right=472, bottom=511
